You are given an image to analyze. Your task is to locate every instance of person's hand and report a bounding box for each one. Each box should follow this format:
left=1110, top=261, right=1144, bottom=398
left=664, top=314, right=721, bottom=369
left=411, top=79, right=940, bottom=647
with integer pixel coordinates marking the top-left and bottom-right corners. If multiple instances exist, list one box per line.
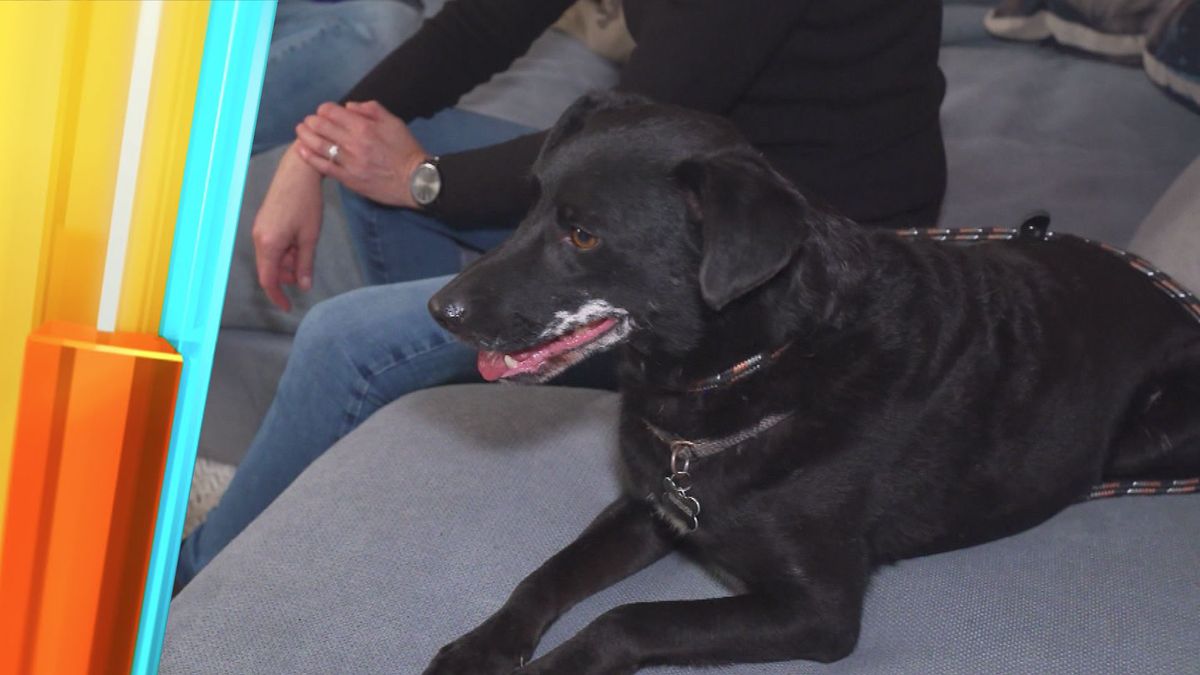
left=252, top=144, right=324, bottom=311
left=294, top=100, right=427, bottom=209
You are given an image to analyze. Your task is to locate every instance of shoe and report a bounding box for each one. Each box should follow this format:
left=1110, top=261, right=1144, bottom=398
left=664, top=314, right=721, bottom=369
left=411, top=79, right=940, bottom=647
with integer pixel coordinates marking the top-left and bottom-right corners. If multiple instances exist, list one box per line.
left=985, top=0, right=1053, bottom=41
left=1043, top=0, right=1172, bottom=63
left=1144, top=0, right=1200, bottom=110
left=985, top=0, right=1178, bottom=64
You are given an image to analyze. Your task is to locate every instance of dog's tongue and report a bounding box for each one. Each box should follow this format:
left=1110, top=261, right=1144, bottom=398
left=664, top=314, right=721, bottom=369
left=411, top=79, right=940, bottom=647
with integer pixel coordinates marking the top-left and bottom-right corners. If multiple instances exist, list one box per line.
left=477, top=351, right=512, bottom=382
left=477, top=317, right=617, bottom=381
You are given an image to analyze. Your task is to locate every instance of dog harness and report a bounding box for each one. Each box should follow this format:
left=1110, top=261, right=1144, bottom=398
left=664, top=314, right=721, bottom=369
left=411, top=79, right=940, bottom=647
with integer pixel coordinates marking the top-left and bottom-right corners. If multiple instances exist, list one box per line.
left=644, top=216, right=1200, bottom=536
left=894, top=215, right=1200, bottom=324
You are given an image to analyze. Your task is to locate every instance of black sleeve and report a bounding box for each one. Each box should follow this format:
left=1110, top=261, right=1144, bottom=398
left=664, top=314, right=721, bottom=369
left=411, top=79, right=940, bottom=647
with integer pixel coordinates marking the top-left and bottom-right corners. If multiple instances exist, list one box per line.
left=343, top=0, right=575, bottom=120
left=616, top=0, right=812, bottom=113
left=431, top=0, right=814, bottom=223
left=433, top=131, right=548, bottom=225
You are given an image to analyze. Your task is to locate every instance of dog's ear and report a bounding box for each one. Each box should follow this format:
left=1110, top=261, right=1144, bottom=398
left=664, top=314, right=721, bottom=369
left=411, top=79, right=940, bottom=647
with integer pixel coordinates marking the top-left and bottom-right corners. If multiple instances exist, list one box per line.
left=538, top=90, right=653, bottom=161
left=673, top=148, right=809, bottom=311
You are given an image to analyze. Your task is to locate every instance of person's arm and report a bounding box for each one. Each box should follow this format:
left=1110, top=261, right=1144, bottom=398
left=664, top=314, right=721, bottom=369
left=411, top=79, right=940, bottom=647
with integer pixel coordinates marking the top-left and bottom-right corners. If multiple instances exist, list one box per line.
left=429, top=0, right=814, bottom=223
left=433, top=133, right=546, bottom=223
left=344, top=0, right=575, bottom=120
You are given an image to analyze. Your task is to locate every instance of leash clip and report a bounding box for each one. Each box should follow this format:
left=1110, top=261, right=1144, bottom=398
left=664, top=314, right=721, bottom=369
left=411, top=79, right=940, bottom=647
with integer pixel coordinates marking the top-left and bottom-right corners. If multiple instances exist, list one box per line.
left=1018, top=210, right=1052, bottom=240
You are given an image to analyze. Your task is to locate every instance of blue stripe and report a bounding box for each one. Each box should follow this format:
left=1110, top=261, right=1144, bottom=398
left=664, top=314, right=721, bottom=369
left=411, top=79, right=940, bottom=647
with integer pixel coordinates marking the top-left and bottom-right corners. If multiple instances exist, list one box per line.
left=132, top=2, right=276, bottom=673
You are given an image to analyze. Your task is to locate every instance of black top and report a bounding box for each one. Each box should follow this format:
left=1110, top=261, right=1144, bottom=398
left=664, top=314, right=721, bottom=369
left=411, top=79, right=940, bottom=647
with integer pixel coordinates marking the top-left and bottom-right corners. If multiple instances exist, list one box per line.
left=345, top=0, right=946, bottom=229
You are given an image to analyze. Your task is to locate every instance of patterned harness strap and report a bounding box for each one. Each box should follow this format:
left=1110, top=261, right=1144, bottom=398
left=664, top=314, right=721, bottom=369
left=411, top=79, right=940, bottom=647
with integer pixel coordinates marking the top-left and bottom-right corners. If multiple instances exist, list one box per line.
left=1088, top=478, right=1200, bottom=500
left=896, top=220, right=1200, bottom=501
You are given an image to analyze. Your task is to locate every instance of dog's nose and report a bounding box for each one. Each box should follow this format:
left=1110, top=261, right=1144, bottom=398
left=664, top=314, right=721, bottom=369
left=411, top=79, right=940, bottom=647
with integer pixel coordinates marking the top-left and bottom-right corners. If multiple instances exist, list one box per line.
left=428, top=294, right=467, bottom=330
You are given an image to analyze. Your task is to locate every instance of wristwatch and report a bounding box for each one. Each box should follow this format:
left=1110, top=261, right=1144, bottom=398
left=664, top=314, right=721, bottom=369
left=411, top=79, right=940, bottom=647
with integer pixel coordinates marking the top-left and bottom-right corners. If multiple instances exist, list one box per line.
left=410, top=156, right=442, bottom=207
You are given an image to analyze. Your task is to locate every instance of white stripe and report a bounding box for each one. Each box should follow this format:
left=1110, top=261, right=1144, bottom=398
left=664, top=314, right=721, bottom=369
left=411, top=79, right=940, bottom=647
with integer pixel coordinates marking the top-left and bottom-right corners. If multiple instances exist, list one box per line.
left=97, top=0, right=163, bottom=332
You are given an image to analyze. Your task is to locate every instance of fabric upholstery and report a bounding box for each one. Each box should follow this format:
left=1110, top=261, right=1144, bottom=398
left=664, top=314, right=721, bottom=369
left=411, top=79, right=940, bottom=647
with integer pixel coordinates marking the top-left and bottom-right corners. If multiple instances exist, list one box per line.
left=197, top=329, right=294, bottom=466
left=164, top=385, right=1200, bottom=674
left=1129, top=154, right=1200, bottom=293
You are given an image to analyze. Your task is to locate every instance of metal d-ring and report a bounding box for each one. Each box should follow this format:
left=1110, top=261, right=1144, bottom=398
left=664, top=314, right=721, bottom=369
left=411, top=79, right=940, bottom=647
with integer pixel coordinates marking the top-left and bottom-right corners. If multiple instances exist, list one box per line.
left=670, top=440, right=694, bottom=475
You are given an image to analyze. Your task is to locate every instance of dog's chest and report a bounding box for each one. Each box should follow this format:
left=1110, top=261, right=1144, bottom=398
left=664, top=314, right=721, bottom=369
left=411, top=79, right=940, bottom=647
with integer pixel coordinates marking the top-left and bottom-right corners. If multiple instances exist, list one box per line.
left=619, top=425, right=789, bottom=540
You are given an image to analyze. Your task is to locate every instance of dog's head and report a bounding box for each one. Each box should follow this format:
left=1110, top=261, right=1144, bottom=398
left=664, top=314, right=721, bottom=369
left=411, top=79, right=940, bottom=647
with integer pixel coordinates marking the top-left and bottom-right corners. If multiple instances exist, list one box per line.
left=429, top=92, right=856, bottom=383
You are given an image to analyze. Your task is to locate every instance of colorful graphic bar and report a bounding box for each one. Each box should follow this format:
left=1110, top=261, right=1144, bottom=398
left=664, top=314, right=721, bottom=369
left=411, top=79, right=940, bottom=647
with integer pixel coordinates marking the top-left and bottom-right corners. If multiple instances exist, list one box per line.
left=1, top=2, right=275, bottom=671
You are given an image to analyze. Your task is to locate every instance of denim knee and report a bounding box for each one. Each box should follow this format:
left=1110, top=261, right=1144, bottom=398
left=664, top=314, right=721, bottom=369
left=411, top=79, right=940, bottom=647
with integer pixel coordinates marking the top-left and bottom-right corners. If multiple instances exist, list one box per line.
left=287, top=279, right=463, bottom=385
left=289, top=293, right=368, bottom=371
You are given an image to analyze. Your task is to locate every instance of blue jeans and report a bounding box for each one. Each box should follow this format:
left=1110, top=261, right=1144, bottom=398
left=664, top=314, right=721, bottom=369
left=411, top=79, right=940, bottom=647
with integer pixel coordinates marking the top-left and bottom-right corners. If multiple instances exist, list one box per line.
left=177, top=110, right=618, bottom=588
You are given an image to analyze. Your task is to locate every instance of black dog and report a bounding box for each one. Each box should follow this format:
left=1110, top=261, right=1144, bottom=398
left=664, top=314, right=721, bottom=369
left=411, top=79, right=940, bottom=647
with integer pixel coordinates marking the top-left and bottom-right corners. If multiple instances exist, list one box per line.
left=423, top=92, right=1200, bottom=674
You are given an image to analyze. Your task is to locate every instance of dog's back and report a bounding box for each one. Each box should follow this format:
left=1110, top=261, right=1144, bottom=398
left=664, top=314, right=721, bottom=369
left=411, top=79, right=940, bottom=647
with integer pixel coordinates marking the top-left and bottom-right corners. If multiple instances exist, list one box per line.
left=848, top=231, right=1200, bottom=559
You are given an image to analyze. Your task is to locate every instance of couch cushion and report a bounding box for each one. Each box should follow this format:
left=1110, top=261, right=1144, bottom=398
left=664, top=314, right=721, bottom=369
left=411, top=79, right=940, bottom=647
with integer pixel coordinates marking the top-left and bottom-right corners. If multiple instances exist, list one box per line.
left=1129, top=154, right=1200, bottom=294
left=197, top=329, right=294, bottom=465
left=163, top=384, right=1200, bottom=674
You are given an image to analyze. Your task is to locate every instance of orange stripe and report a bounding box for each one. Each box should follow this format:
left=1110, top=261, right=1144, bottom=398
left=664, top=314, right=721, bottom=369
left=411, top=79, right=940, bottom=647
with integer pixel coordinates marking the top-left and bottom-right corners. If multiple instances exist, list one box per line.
left=31, top=347, right=136, bottom=674
left=2, top=322, right=181, bottom=674
left=89, top=356, right=179, bottom=672
left=1, top=342, right=73, bottom=674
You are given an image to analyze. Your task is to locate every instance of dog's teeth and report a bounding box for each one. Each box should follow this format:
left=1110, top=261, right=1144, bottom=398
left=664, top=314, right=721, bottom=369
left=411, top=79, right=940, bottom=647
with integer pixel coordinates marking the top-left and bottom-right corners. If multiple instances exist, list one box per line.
left=504, top=355, right=519, bottom=369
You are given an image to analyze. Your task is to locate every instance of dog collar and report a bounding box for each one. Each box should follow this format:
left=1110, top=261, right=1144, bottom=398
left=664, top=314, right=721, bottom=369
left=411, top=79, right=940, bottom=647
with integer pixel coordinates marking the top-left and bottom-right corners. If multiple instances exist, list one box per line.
left=643, top=412, right=793, bottom=535
left=687, top=342, right=793, bottom=392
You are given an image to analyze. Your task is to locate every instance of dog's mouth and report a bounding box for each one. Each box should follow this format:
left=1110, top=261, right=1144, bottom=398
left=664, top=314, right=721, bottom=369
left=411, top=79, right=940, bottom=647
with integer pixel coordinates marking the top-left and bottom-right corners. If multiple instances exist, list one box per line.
left=477, top=315, right=630, bottom=382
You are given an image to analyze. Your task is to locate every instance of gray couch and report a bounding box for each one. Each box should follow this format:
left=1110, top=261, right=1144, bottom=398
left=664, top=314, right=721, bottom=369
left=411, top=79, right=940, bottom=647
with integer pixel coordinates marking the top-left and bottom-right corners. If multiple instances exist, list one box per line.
left=170, top=3, right=1200, bottom=673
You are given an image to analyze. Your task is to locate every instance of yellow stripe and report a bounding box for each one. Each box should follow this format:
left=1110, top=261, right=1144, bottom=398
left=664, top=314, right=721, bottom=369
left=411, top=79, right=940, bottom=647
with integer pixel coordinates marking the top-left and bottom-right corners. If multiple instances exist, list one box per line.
left=117, top=0, right=212, bottom=333
left=31, top=335, right=183, bottom=364
left=0, top=0, right=210, bottom=553
left=0, top=0, right=79, bottom=561
left=0, top=0, right=149, bottom=562
left=98, top=0, right=165, bottom=332
left=39, top=1, right=142, bottom=327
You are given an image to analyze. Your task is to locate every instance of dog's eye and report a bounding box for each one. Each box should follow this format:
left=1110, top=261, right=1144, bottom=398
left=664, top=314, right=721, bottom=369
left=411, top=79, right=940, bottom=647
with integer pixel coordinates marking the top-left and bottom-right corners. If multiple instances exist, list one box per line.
left=569, top=227, right=600, bottom=250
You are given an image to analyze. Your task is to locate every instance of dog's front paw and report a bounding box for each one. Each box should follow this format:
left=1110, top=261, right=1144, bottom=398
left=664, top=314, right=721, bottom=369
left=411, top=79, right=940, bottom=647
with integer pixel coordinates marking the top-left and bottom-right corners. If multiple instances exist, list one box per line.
left=520, top=654, right=637, bottom=675
left=422, top=642, right=522, bottom=675
left=422, top=619, right=535, bottom=675
left=518, top=633, right=636, bottom=675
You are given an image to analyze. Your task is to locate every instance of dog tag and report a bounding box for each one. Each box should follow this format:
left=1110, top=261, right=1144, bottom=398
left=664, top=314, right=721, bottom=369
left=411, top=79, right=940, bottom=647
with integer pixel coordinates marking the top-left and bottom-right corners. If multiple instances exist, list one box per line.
left=656, top=473, right=700, bottom=534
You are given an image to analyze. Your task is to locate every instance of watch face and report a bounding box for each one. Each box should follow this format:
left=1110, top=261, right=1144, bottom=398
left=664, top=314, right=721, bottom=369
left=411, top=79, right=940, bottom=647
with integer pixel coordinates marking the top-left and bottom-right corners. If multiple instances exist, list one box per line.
left=412, top=161, right=441, bottom=206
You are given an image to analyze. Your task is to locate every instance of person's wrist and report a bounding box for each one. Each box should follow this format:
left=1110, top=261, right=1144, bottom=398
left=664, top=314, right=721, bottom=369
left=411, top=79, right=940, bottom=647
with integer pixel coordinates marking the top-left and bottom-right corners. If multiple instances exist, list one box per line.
left=285, top=141, right=323, bottom=182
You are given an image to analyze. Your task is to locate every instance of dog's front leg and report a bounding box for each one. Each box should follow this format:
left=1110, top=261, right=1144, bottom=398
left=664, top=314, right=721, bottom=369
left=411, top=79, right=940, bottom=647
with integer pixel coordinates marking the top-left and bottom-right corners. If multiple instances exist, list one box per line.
left=522, top=553, right=868, bottom=674
left=423, top=497, right=674, bottom=675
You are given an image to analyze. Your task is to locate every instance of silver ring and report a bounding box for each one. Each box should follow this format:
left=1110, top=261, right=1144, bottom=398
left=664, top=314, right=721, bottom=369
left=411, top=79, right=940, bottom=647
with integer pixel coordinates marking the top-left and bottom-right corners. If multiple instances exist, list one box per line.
left=327, top=144, right=340, bottom=162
